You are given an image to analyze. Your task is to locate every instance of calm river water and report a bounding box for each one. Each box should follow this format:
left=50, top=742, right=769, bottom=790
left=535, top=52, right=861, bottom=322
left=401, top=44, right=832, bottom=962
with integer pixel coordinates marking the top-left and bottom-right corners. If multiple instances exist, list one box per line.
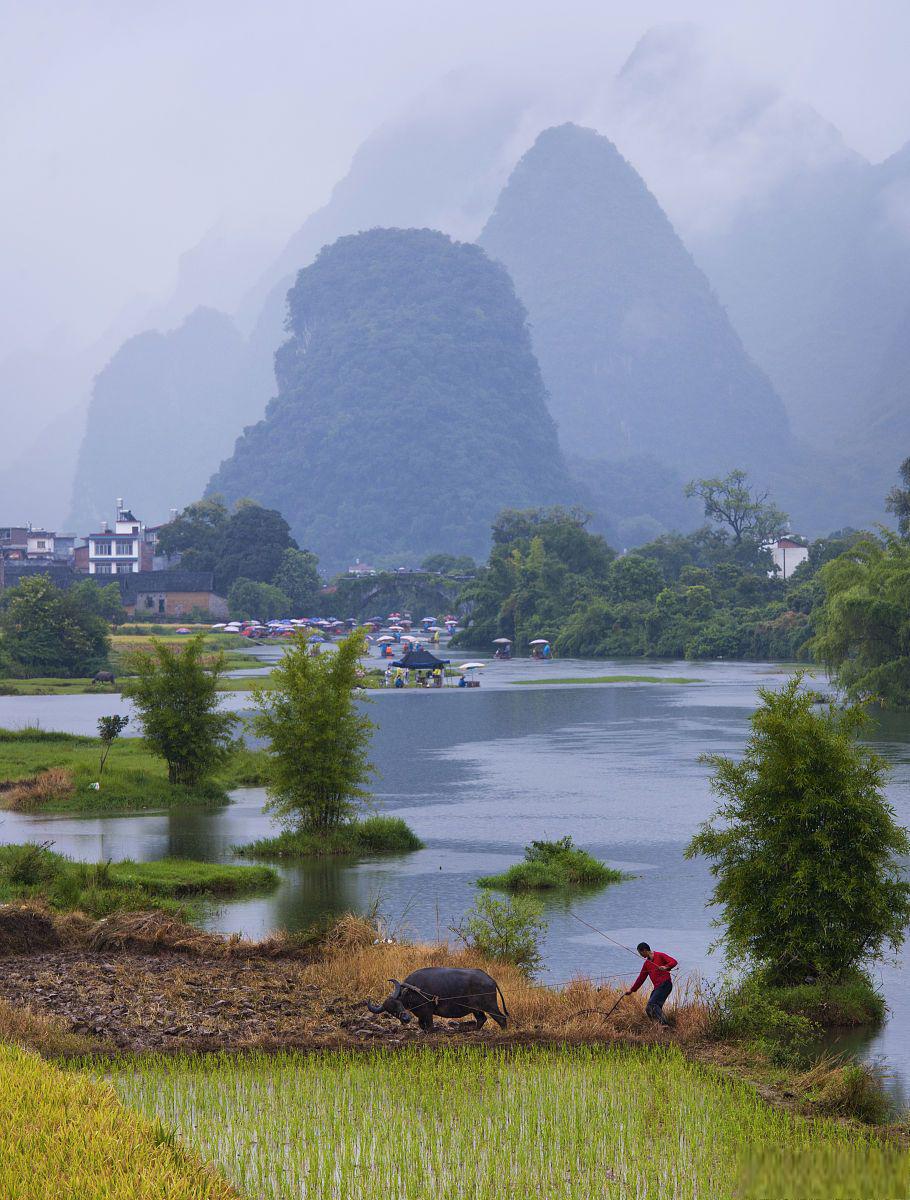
left=1, top=655, right=908, bottom=1107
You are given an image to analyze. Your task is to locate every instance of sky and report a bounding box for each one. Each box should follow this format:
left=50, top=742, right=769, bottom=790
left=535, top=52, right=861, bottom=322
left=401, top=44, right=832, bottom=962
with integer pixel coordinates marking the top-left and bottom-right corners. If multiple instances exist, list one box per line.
left=3, top=0, right=910, bottom=360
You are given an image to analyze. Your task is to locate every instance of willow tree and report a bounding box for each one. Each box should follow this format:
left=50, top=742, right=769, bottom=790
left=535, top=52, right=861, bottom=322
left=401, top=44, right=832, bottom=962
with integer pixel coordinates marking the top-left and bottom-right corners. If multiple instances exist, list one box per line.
left=250, top=628, right=373, bottom=831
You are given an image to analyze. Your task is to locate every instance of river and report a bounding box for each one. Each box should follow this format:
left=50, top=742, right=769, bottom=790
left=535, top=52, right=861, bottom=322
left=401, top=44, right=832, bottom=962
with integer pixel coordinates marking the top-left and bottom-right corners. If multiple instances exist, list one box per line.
left=1, top=654, right=908, bottom=1107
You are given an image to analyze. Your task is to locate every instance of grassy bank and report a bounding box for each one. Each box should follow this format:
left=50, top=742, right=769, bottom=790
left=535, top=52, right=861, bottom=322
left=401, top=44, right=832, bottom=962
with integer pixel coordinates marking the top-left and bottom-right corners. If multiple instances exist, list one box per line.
left=100, top=1043, right=897, bottom=1200
left=478, top=836, right=628, bottom=892
left=513, top=674, right=701, bottom=686
left=0, top=678, right=119, bottom=696
left=236, top=815, right=423, bottom=860
left=0, top=728, right=268, bottom=814
left=0, top=1045, right=237, bottom=1200
left=0, top=843, right=277, bottom=918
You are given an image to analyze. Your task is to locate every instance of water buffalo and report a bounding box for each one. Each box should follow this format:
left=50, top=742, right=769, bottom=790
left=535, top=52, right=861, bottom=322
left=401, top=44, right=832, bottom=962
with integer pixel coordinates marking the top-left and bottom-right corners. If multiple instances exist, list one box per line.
left=367, top=967, right=508, bottom=1032
left=92, top=671, right=115, bottom=684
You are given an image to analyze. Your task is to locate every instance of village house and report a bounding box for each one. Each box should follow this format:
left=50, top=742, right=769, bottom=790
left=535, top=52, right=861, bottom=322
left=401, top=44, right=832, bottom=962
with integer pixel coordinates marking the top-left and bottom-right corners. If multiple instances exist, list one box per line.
left=0, top=526, right=75, bottom=562
left=766, top=536, right=810, bottom=580
left=85, top=500, right=155, bottom=576
left=116, top=570, right=228, bottom=619
left=0, top=527, right=29, bottom=560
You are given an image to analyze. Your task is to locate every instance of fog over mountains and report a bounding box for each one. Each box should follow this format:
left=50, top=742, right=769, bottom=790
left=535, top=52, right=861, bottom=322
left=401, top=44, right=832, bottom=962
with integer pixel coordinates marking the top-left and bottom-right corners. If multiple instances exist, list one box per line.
left=7, top=21, right=910, bottom=561
left=478, top=123, right=789, bottom=474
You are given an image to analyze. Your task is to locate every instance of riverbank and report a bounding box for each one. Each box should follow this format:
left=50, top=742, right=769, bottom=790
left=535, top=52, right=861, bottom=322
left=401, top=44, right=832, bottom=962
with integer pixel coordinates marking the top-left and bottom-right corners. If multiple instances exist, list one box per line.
left=0, top=728, right=268, bottom=814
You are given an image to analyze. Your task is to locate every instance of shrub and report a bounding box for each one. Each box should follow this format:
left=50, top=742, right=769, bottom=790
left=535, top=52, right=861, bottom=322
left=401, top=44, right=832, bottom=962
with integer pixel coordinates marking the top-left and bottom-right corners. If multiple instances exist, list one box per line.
left=478, top=836, right=626, bottom=891
left=235, top=815, right=422, bottom=860
left=454, top=891, right=547, bottom=976
left=2, top=842, right=61, bottom=888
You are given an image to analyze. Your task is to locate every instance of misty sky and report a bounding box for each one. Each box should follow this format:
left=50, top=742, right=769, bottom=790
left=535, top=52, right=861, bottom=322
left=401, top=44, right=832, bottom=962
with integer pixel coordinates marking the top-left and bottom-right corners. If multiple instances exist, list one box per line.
left=4, top=0, right=910, bottom=361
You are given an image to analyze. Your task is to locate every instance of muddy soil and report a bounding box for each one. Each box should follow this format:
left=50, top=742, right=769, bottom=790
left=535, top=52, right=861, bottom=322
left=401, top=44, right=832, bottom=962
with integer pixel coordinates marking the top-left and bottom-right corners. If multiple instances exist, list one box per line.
left=0, top=950, right=505, bottom=1052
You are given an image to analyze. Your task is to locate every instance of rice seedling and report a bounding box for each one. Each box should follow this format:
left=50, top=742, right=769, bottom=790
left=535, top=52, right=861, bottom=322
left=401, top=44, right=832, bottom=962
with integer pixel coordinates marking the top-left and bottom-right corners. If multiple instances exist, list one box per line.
left=104, top=1043, right=896, bottom=1200
left=0, top=1045, right=237, bottom=1199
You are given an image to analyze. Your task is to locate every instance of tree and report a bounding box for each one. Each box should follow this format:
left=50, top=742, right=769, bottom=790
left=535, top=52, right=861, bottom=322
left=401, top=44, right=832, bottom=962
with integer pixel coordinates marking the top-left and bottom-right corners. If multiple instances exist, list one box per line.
left=885, top=457, right=910, bottom=538
left=421, top=553, right=477, bottom=575
left=0, top=575, right=110, bottom=678
left=272, top=548, right=321, bottom=614
left=686, top=675, right=910, bottom=984
left=155, top=496, right=230, bottom=570
left=214, top=503, right=297, bottom=594
left=227, top=578, right=292, bottom=622
left=96, top=714, right=129, bottom=777
left=122, top=636, right=237, bottom=785
left=70, top=578, right=126, bottom=626
left=811, top=532, right=910, bottom=707
left=684, top=470, right=787, bottom=545
left=250, top=628, right=373, bottom=830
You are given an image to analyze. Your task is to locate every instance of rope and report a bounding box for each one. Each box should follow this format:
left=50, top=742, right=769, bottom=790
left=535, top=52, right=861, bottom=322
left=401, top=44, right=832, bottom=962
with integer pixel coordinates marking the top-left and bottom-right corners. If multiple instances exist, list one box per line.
left=568, top=911, right=639, bottom=955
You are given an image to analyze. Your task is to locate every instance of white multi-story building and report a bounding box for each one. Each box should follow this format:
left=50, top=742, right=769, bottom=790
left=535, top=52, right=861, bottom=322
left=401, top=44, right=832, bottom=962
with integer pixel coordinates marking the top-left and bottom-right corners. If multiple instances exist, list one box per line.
left=766, top=536, right=810, bottom=580
left=86, top=500, right=147, bottom=576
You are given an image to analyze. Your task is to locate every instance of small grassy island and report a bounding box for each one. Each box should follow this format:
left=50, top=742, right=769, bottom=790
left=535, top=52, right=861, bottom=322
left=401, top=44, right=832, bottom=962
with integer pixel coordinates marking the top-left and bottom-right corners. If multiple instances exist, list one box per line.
left=236, top=815, right=423, bottom=860
left=477, top=837, right=628, bottom=892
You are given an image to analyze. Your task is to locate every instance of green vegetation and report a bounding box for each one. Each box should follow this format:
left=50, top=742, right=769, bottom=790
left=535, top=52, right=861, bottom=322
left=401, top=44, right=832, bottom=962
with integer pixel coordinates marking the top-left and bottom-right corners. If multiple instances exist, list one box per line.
left=123, top=635, right=237, bottom=785
left=477, top=836, right=626, bottom=892
left=513, top=674, right=699, bottom=685
left=236, top=816, right=423, bottom=860
left=684, top=470, right=789, bottom=545
left=0, top=1045, right=237, bottom=1200
left=0, top=842, right=276, bottom=918
left=456, top=498, right=847, bottom=662
left=250, top=628, right=369, bottom=827
left=102, top=1044, right=895, bottom=1200
left=207, top=227, right=572, bottom=569
left=454, top=890, right=546, bottom=975
left=812, top=530, right=910, bottom=707
left=155, top=495, right=310, bottom=602
left=687, top=676, right=910, bottom=1006
left=0, top=727, right=266, bottom=814
left=238, top=628, right=421, bottom=858
left=0, top=575, right=112, bottom=678
left=227, top=578, right=291, bottom=621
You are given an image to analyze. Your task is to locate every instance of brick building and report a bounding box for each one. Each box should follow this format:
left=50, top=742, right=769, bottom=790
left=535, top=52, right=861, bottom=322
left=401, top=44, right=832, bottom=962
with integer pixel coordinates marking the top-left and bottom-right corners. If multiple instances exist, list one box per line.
left=116, top=570, right=227, bottom=619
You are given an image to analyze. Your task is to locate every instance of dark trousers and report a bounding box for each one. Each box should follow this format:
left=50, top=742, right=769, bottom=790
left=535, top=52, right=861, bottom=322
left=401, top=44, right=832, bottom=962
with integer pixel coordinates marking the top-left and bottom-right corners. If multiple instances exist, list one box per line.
left=646, top=979, right=672, bottom=1025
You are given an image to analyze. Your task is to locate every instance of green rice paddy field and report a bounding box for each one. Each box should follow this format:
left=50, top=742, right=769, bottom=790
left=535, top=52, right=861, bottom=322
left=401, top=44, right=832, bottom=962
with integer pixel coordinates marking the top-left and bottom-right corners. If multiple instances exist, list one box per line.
left=100, top=1044, right=906, bottom=1200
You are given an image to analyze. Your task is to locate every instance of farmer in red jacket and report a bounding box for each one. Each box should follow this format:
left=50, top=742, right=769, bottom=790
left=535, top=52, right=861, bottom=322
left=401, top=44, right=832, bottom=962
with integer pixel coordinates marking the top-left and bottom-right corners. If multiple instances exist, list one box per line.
left=626, top=942, right=677, bottom=1025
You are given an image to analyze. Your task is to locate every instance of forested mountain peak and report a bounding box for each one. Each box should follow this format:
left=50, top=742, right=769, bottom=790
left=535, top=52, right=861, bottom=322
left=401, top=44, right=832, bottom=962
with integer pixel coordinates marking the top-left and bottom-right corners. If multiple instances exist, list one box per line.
left=208, top=228, right=572, bottom=569
left=478, top=122, right=790, bottom=479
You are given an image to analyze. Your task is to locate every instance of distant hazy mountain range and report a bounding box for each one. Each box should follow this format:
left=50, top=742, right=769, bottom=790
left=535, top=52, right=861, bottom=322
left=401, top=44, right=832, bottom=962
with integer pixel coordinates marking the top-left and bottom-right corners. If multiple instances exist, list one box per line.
left=53, top=28, right=910, bottom=554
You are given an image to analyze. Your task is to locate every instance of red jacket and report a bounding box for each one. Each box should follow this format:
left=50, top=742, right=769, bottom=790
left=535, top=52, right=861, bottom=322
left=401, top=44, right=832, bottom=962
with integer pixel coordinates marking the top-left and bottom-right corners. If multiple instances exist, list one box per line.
left=629, top=951, right=677, bottom=992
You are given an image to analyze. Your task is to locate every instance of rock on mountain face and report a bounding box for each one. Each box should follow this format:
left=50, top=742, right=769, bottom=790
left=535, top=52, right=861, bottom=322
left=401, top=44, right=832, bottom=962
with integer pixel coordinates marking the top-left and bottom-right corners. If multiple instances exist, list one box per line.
left=68, top=308, right=247, bottom=532
left=208, top=228, right=572, bottom=570
left=478, top=123, right=791, bottom=479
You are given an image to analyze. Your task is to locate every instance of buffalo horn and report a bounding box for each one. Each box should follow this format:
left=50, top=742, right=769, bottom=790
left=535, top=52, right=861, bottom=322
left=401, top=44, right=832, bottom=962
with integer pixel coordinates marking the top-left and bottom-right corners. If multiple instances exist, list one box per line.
left=387, top=978, right=402, bottom=999
left=366, top=1000, right=384, bottom=1014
